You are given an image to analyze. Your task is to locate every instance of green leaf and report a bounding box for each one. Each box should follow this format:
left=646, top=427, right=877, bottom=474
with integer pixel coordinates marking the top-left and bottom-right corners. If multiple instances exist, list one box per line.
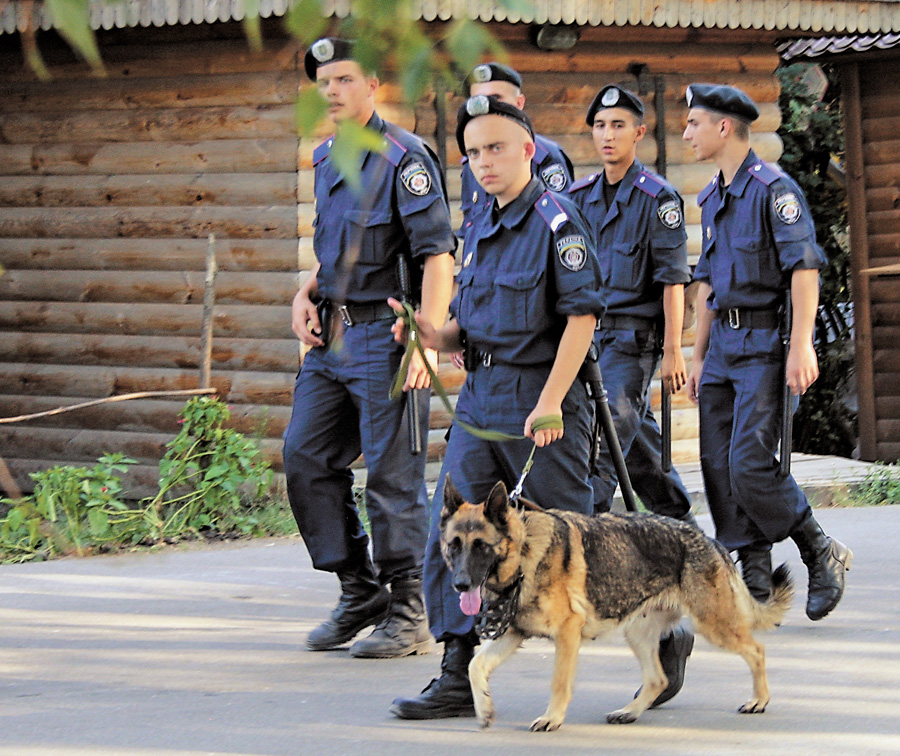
left=398, top=30, right=435, bottom=104
left=330, top=121, right=387, bottom=191
left=494, top=0, right=537, bottom=15
left=45, top=0, right=105, bottom=77
left=284, top=0, right=329, bottom=45
left=445, top=20, right=503, bottom=79
left=88, top=508, right=110, bottom=537
left=294, top=84, right=328, bottom=137
left=242, top=0, right=263, bottom=53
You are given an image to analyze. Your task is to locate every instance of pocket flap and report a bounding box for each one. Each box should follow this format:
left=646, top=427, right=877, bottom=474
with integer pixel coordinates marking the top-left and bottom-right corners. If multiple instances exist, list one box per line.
left=495, top=269, right=542, bottom=290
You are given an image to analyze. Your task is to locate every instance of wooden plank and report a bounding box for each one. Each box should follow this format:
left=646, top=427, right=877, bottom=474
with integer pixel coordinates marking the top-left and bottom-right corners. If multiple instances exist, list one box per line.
left=0, top=206, right=298, bottom=239
left=864, top=163, right=900, bottom=189
left=0, top=425, right=174, bottom=465
left=874, top=442, right=900, bottom=463
left=0, top=139, right=297, bottom=175
left=0, top=301, right=293, bottom=338
left=0, top=104, right=297, bottom=144
left=873, top=349, right=900, bottom=372
left=1, top=71, right=301, bottom=112
left=868, top=211, right=900, bottom=236
left=865, top=186, right=900, bottom=213
left=0, top=238, right=303, bottom=272
left=0, top=270, right=298, bottom=306
left=870, top=277, right=900, bottom=304
left=0, top=332, right=300, bottom=372
left=867, top=233, right=900, bottom=257
left=862, top=115, right=900, bottom=143
left=841, top=62, right=878, bottom=462
left=2, top=456, right=163, bottom=499
left=862, top=139, right=900, bottom=167
left=861, top=91, right=900, bottom=120
left=0, top=173, right=299, bottom=208
left=0, top=363, right=295, bottom=404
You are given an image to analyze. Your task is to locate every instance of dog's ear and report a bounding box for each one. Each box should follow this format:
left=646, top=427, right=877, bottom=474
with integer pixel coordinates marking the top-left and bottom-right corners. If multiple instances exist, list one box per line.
left=440, top=475, right=465, bottom=521
left=483, top=480, right=510, bottom=525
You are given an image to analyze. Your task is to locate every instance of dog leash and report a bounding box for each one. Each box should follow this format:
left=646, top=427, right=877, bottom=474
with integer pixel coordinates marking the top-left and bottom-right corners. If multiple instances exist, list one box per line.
left=389, top=302, right=563, bottom=485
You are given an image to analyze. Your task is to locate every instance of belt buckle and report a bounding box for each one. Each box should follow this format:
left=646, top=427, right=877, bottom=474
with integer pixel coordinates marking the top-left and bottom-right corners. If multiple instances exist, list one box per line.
left=338, top=305, right=353, bottom=327
left=727, top=308, right=740, bottom=329
left=481, top=352, right=492, bottom=367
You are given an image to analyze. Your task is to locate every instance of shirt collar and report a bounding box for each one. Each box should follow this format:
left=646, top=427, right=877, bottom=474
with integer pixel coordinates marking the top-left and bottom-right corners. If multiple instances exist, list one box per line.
left=494, top=177, right=544, bottom=230
left=725, top=149, right=759, bottom=198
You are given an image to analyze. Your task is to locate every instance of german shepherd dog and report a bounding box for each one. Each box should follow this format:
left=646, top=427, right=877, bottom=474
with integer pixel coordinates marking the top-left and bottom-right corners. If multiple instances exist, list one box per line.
left=439, top=477, right=793, bottom=731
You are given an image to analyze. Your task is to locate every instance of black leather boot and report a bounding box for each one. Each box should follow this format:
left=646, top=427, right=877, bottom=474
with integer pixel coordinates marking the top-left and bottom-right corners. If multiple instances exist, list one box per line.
left=349, top=577, right=433, bottom=658
left=634, top=623, right=694, bottom=708
left=389, top=634, right=477, bottom=719
left=306, top=560, right=390, bottom=651
left=790, top=512, right=853, bottom=621
left=738, top=545, right=774, bottom=602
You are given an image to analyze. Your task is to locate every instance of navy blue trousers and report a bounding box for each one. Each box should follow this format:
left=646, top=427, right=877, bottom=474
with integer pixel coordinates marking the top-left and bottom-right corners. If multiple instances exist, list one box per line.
left=698, top=320, right=810, bottom=551
left=591, top=327, right=692, bottom=519
left=423, top=364, right=594, bottom=641
left=282, top=319, right=431, bottom=582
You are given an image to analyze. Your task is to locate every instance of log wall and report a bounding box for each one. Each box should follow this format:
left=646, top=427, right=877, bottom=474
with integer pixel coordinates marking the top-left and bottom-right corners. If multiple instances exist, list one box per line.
left=842, top=55, right=900, bottom=462
left=0, top=22, right=786, bottom=498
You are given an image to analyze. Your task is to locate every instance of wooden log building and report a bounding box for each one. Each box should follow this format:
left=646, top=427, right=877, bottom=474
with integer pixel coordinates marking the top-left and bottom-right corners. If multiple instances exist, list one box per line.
left=1, top=0, right=898, bottom=498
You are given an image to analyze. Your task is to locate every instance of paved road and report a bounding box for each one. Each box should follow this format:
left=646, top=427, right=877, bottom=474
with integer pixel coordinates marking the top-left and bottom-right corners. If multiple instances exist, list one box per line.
left=2, top=505, right=898, bottom=756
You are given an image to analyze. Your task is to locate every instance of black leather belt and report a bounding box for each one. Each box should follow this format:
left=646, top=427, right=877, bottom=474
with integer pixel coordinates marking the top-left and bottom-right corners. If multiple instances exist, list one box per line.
left=334, top=301, right=397, bottom=327
left=463, top=343, right=495, bottom=370
left=717, top=308, right=780, bottom=330
left=596, top=314, right=657, bottom=332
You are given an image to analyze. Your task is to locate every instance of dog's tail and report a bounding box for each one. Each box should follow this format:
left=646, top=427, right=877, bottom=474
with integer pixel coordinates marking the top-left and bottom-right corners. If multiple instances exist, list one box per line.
left=749, top=563, right=794, bottom=631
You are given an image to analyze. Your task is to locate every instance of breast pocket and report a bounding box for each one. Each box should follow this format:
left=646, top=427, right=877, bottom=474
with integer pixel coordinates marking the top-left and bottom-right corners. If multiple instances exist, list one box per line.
left=610, top=241, right=643, bottom=291
left=495, top=270, right=544, bottom=334
left=731, top=236, right=762, bottom=283
left=346, top=209, right=396, bottom=265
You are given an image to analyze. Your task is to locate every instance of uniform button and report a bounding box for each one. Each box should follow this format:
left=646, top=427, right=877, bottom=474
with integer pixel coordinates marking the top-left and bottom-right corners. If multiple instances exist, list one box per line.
left=754, top=164, right=761, bottom=171
left=328, top=140, right=333, bottom=147
left=542, top=199, right=548, bottom=206
left=472, top=191, right=478, bottom=202
left=639, top=176, right=645, bottom=183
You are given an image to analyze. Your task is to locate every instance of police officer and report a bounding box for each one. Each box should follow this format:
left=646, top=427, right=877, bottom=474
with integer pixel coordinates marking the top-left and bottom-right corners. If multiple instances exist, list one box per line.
left=683, top=83, right=852, bottom=619
left=389, top=96, right=605, bottom=719
left=283, top=38, right=456, bottom=658
left=569, top=84, right=695, bottom=706
left=459, top=62, right=573, bottom=236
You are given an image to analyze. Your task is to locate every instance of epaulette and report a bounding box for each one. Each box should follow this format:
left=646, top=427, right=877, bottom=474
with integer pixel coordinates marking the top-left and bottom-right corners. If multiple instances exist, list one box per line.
left=697, top=175, right=718, bottom=206
left=313, top=136, right=334, bottom=167
left=533, top=140, right=549, bottom=164
left=748, top=161, right=783, bottom=186
left=568, top=173, right=600, bottom=193
left=634, top=170, right=666, bottom=198
left=535, top=191, right=570, bottom=232
left=384, top=133, right=408, bottom=167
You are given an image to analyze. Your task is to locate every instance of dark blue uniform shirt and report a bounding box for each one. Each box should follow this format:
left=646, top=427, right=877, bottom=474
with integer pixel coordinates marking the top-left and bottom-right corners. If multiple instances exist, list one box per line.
left=694, top=150, right=827, bottom=311
left=459, top=134, right=573, bottom=235
left=312, top=112, right=457, bottom=304
left=568, top=160, right=690, bottom=320
left=451, top=178, right=605, bottom=366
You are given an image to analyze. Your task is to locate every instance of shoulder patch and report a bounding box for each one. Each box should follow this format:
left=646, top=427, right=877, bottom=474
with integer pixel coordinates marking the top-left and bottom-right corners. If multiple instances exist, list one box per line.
left=657, top=198, right=683, bottom=229
left=556, top=235, right=587, bottom=272
left=634, top=170, right=665, bottom=198
left=313, top=137, right=334, bottom=167
left=697, top=175, right=718, bottom=206
left=400, top=161, right=432, bottom=196
left=568, top=173, right=600, bottom=194
left=748, top=161, right=782, bottom=186
left=540, top=163, right=569, bottom=192
left=534, top=192, right=570, bottom=233
left=773, top=192, right=802, bottom=224
left=384, top=133, right=408, bottom=167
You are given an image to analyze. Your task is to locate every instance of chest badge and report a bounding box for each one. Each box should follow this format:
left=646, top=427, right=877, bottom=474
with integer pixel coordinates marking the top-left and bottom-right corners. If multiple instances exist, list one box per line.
left=400, top=162, right=432, bottom=196
left=657, top=200, right=683, bottom=230
left=541, top=163, right=568, bottom=192
left=774, top=192, right=801, bottom=224
left=556, top=235, right=587, bottom=272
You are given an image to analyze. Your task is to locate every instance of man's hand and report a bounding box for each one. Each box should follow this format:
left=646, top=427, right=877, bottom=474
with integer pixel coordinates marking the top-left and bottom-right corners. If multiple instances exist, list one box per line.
left=660, top=347, right=687, bottom=395
left=687, top=358, right=703, bottom=404
left=524, top=401, right=564, bottom=448
left=786, top=340, right=819, bottom=396
left=404, top=347, right=438, bottom=391
left=291, top=289, right=324, bottom=347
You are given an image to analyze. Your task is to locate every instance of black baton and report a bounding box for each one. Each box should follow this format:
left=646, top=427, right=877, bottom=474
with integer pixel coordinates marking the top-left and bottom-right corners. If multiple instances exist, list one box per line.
left=581, top=352, right=638, bottom=512
left=661, top=382, right=672, bottom=473
left=397, top=255, right=423, bottom=455
left=780, top=294, right=794, bottom=477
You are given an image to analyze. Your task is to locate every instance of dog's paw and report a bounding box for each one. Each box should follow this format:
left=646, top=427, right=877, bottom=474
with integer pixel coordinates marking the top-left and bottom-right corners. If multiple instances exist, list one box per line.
left=606, top=709, right=639, bottom=725
left=738, top=699, right=768, bottom=714
left=529, top=716, right=562, bottom=732
left=478, top=713, right=495, bottom=730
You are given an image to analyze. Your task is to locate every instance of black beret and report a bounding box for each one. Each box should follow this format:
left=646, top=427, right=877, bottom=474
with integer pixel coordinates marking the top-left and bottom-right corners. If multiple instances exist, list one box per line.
left=304, top=38, right=356, bottom=81
left=456, top=95, right=534, bottom=154
left=464, top=62, right=523, bottom=91
left=585, top=85, right=645, bottom=125
left=685, top=83, right=760, bottom=123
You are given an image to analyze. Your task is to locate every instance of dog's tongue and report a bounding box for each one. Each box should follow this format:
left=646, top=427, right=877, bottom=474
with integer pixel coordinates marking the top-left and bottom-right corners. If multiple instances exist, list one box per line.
left=459, top=587, right=482, bottom=616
